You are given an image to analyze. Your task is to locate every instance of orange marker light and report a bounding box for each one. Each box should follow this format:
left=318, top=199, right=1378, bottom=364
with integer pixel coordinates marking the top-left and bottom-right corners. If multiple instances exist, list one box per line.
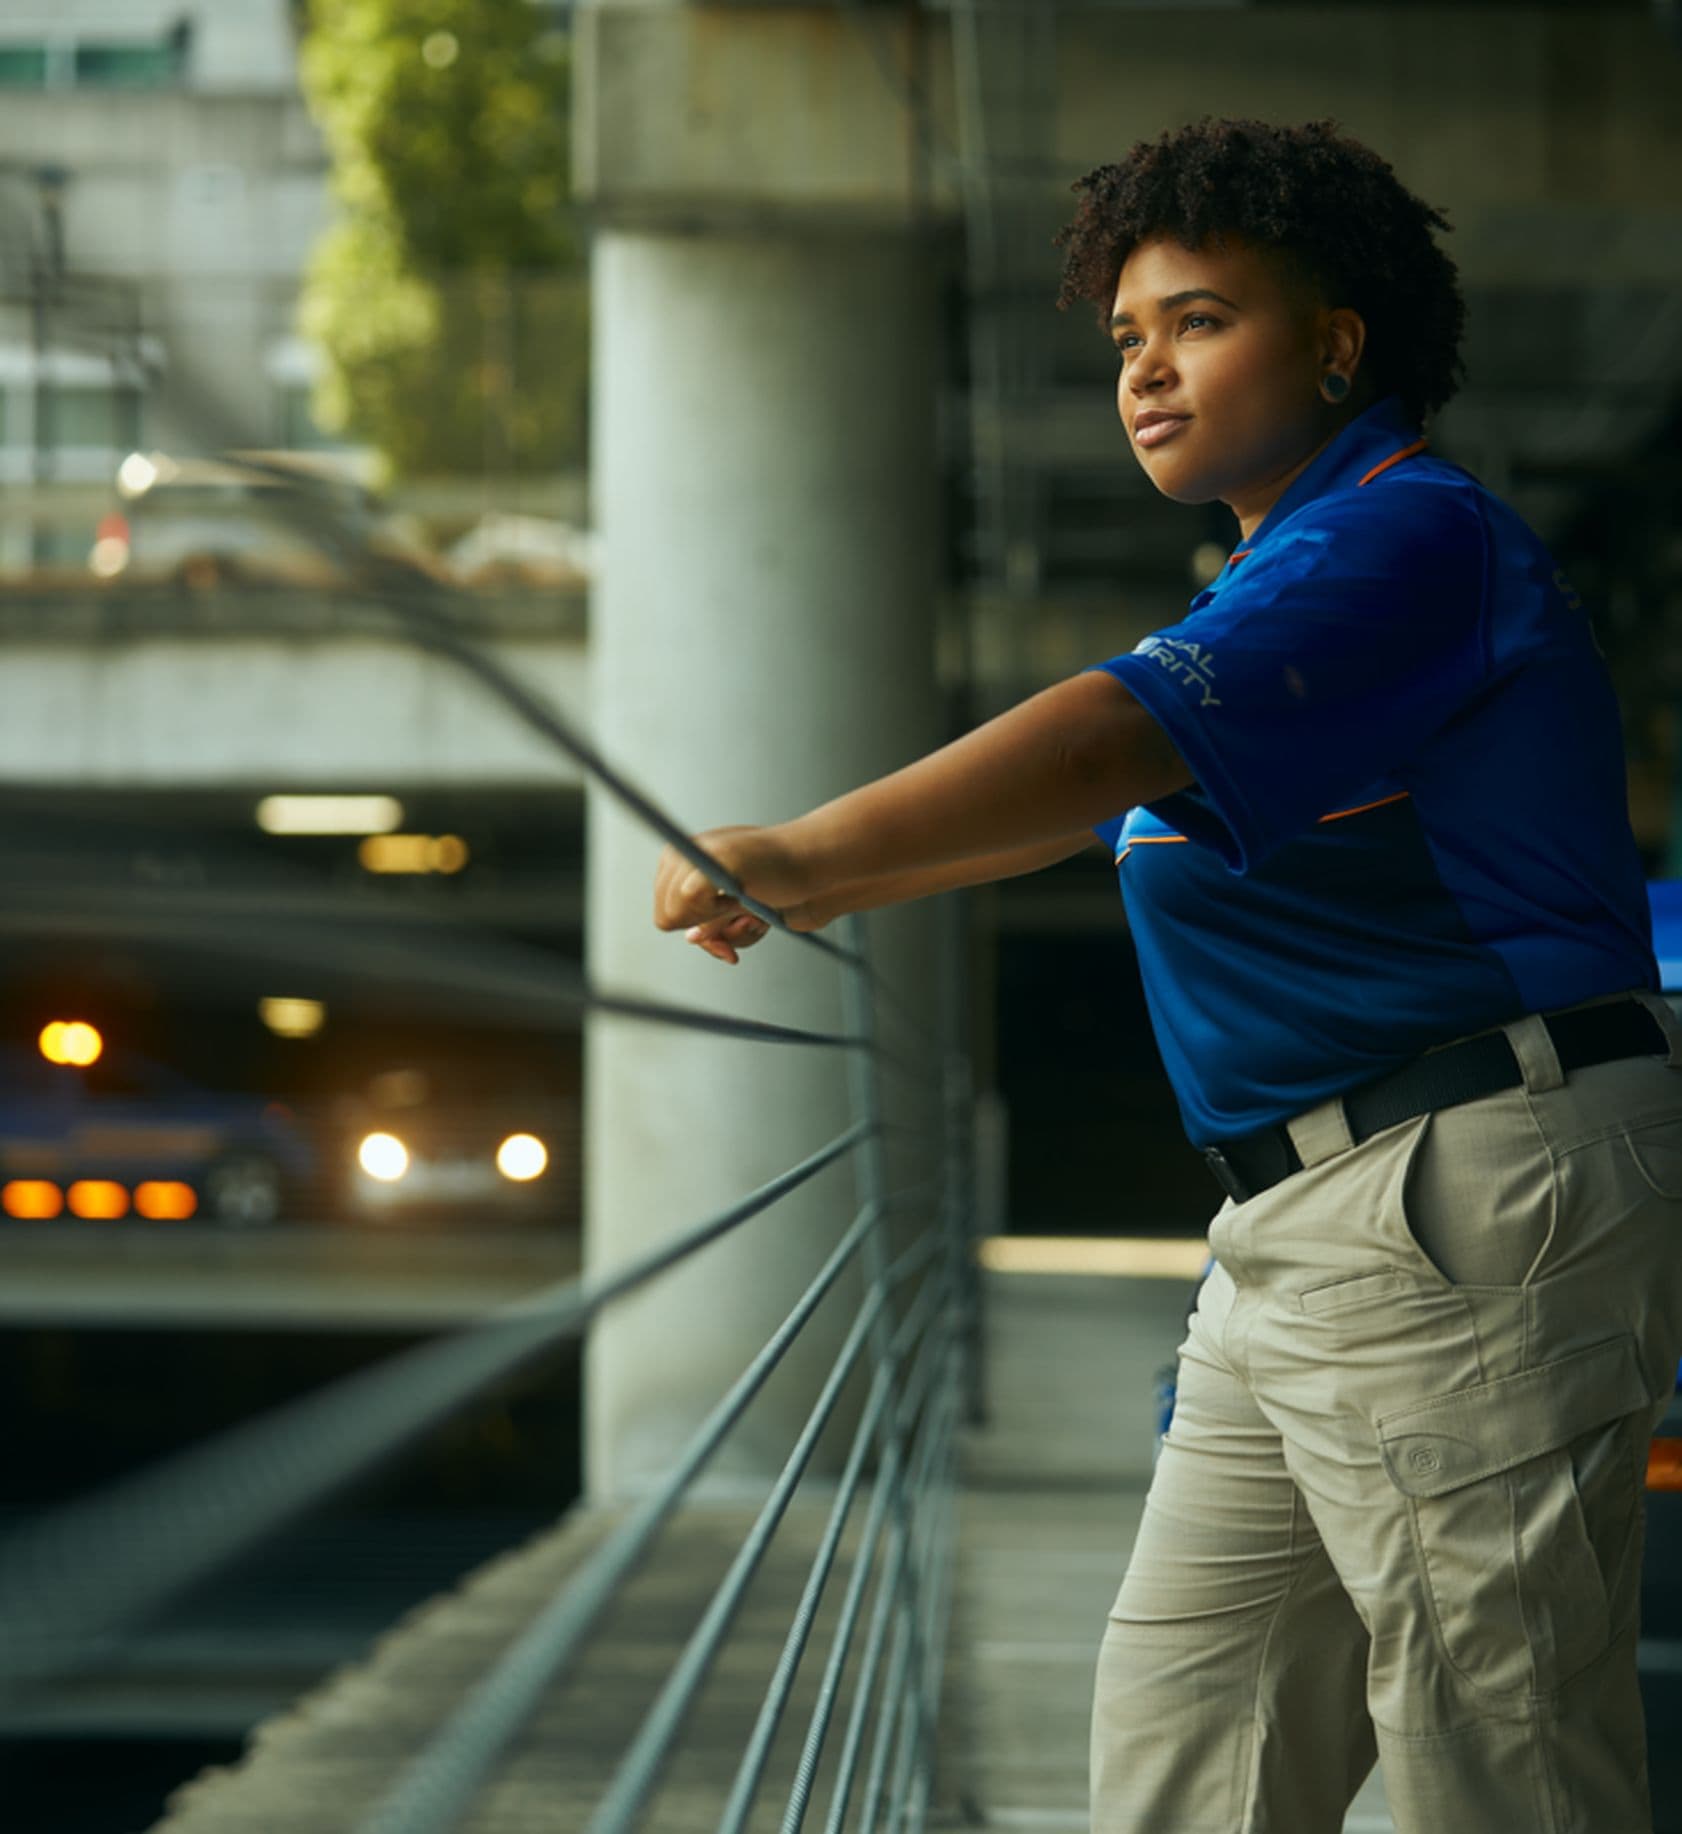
left=68, top=1180, right=129, bottom=1220
left=40, top=1021, right=103, bottom=1067
left=1647, top=1439, right=1682, bottom=1491
left=134, top=1181, right=198, bottom=1221
left=3, top=1181, right=63, bottom=1219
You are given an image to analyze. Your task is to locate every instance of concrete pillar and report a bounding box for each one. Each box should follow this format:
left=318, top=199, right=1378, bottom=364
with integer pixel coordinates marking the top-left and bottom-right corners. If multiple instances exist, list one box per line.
left=585, top=227, right=943, bottom=1501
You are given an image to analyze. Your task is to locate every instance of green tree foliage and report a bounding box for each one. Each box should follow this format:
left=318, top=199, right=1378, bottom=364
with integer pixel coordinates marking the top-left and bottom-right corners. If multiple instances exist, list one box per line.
left=297, top=0, right=587, bottom=481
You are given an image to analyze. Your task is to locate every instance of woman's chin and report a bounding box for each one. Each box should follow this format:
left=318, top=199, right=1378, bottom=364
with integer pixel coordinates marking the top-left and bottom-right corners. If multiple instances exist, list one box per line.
left=1138, top=460, right=1219, bottom=508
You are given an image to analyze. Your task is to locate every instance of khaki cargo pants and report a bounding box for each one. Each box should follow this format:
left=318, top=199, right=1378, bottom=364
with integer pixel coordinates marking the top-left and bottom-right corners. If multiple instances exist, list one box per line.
left=1092, top=993, right=1682, bottom=1833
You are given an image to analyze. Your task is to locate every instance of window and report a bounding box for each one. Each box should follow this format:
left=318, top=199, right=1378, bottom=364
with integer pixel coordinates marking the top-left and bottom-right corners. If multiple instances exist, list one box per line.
left=74, top=41, right=185, bottom=88
left=0, top=27, right=188, bottom=91
left=0, top=46, right=48, bottom=87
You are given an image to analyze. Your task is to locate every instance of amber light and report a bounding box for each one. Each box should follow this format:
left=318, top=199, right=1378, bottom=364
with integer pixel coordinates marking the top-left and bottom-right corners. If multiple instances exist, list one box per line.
left=3, top=1181, right=63, bottom=1220
left=1647, top=1439, right=1682, bottom=1491
left=134, top=1181, right=197, bottom=1221
left=68, top=1180, right=129, bottom=1220
left=39, top=1021, right=103, bottom=1067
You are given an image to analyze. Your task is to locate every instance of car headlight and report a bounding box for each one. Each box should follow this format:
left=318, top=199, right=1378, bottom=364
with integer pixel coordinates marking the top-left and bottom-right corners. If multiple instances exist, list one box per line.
left=358, top=1132, right=410, bottom=1182
left=496, top=1134, right=547, bottom=1182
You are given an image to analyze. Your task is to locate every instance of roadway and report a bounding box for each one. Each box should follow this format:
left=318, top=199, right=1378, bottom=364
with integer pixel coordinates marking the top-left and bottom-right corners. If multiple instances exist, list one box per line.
left=0, top=1221, right=580, bottom=1330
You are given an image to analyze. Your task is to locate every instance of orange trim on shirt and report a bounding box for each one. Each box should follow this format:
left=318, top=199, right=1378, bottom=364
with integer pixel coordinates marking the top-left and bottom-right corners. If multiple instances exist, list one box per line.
left=1115, top=835, right=1190, bottom=864
left=1118, top=793, right=1409, bottom=863
left=1317, top=789, right=1412, bottom=825
left=1222, top=439, right=1424, bottom=571
left=1356, top=438, right=1428, bottom=488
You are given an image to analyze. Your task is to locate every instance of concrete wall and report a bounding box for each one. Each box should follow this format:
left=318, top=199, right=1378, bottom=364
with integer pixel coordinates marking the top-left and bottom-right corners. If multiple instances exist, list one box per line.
left=0, top=6, right=328, bottom=464
left=0, top=629, right=589, bottom=787
left=1057, top=8, right=1682, bottom=277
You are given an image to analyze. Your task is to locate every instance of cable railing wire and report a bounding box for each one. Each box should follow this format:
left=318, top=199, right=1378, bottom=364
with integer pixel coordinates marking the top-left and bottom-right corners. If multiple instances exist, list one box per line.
left=850, top=1362, right=956, bottom=1834
left=79, top=356, right=872, bottom=983
left=0, top=883, right=878, bottom=1053
left=0, top=1120, right=876, bottom=1693
left=810, top=1328, right=956, bottom=1834
left=772, top=1285, right=954, bottom=1834
left=715, top=1232, right=953, bottom=1834
left=580, top=1255, right=947, bottom=1834
left=354, top=1210, right=940, bottom=1834
left=871, top=1362, right=960, bottom=1834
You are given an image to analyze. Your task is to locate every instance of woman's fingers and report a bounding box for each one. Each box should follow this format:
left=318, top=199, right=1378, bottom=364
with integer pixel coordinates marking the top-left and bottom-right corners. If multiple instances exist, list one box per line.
left=653, top=824, right=812, bottom=951
left=685, top=907, right=771, bottom=965
left=654, top=853, right=737, bottom=931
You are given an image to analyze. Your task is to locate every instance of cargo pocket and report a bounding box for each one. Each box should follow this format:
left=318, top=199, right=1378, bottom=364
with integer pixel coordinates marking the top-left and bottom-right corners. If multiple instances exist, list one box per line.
left=1375, top=1334, right=1653, bottom=1697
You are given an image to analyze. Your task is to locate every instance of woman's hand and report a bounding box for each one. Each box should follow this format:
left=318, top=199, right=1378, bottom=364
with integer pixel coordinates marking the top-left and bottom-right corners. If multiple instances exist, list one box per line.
left=652, top=825, right=819, bottom=965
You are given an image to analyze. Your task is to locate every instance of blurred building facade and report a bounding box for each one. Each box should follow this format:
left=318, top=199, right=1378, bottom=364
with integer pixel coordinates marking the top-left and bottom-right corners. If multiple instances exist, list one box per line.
left=0, top=0, right=329, bottom=569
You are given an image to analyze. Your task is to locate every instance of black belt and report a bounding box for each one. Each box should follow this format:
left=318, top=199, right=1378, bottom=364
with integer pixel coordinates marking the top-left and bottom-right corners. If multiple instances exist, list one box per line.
left=1202, top=1000, right=1669, bottom=1206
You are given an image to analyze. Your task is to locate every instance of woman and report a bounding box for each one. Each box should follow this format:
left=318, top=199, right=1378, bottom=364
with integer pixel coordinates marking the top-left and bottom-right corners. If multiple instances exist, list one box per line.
left=653, top=118, right=1682, bottom=1832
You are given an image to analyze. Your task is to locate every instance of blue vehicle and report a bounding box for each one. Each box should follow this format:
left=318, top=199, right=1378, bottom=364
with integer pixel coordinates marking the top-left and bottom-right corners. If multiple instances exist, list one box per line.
left=0, top=1044, right=315, bottom=1227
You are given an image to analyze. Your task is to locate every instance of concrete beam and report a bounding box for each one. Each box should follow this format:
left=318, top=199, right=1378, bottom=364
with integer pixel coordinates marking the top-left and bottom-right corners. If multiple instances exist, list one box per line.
left=574, top=2, right=960, bottom=230
left=576, top=5, right=1682, bottom=280
left=0, top=632, right=589, bottom=787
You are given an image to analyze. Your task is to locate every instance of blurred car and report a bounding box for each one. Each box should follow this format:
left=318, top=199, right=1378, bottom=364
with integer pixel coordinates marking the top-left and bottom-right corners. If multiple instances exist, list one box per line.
left=332, top=1061, right=578, bottom=1229
left=89, top=450, right=437, bottom=589
left=0, top=1045, right=315, bottom=1227
left=445, top=512, right=594, bottom=590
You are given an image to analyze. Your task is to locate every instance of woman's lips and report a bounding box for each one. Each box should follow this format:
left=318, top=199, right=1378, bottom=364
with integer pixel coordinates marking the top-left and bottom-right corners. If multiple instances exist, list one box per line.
left=1135, top=415, right=1191, bottom=450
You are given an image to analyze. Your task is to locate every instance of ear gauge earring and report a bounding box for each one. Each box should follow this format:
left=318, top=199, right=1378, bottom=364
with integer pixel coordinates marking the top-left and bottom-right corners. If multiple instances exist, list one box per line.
left=1321, top=372, right=1351, bottom=404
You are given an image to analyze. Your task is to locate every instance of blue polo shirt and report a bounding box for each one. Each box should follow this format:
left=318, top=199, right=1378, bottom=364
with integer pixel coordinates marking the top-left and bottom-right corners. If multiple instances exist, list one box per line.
left=1091, top=395, right=1657, bottom=1148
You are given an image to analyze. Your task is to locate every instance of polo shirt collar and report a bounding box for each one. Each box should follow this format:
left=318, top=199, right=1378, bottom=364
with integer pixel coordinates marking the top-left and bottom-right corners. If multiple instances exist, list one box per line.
left=1237, top=394, right=1423, bottom=559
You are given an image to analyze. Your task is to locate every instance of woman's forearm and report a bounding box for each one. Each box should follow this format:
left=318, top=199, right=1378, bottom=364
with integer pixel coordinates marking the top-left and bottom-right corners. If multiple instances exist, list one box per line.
left=792, top=831, right=1101, bottom=925
left=781, top=671, right=1188, bottom=894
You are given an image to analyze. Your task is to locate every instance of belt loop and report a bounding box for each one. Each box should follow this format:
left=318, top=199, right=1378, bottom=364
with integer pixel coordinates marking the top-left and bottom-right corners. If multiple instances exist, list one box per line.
left=1287, top=1096, right=1356, bottom=1169
left=1631, top=989, right=1682, bottom=1068
left=1505, top=1012, right=1565, bottom=1093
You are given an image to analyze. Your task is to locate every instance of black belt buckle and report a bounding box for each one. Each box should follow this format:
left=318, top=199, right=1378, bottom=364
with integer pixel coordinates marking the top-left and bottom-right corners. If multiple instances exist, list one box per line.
left=1202, top=1145, right=1252, bottom=1205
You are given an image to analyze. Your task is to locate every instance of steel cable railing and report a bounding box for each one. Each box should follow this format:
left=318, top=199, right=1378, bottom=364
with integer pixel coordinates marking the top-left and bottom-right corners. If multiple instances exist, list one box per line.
left=578, top=1247, right=950, bottom=1834
left=352, top=1200, right=938, bottom=1834
left=0, top=1120, right=873, bottom=1690
left=0, top=915, right=972, bottom=1834
left=0, top=284, right=979, bottom=1831
left=343, top=906, right=971, bottom=1834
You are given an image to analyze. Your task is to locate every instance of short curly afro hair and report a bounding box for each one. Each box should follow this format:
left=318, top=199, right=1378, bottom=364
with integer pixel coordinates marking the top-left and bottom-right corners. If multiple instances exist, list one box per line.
left=1053, top=118, right=1465, bottom=425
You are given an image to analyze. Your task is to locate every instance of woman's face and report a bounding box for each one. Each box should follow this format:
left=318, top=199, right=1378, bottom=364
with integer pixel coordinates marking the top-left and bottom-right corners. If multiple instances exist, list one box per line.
left=1110, top=234, right=1362, bottom=538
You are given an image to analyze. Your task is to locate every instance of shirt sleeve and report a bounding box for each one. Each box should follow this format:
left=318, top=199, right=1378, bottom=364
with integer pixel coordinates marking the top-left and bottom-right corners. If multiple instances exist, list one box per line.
left=1090, top=485, right=1492, bottom=872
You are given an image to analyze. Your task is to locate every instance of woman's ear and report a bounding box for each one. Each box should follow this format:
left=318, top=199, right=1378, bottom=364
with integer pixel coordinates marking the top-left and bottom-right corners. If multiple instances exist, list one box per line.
left=1323, top=306, right=1367, bottom=384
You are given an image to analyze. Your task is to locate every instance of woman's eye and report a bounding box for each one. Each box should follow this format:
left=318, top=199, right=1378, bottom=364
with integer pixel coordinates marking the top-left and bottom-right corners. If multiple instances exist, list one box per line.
left=1182, top=314, right=1216, bottom=332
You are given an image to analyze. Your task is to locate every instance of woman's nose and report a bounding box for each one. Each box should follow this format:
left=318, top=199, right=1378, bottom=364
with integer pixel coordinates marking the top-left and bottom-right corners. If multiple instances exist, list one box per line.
left=1130, top=353, right=1175, bottom=394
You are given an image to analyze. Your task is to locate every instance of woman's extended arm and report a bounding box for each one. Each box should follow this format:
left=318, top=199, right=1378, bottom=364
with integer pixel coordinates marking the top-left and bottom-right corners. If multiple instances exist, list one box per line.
left=652, top=670, right=1186, bottom=958
left=674, top=831, right=1102, bottom=962
left=796, top=831, right=1103, bottom=921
